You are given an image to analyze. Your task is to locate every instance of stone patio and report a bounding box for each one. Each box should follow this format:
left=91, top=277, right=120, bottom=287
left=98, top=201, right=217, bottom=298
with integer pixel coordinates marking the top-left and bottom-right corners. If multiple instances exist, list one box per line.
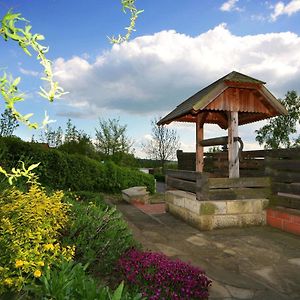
left=109, top=198, right=300, bottom=300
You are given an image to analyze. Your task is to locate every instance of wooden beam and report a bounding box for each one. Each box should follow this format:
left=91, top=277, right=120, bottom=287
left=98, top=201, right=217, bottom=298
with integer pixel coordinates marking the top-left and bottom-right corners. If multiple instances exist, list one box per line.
left=228, top=111, right=239, bottom=178
left=195, top=113, right=206, bottom=172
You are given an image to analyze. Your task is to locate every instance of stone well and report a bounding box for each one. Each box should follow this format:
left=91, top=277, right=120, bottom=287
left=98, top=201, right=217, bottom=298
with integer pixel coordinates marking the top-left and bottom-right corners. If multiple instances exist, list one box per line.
left=165, top=190, right=269, bottom=230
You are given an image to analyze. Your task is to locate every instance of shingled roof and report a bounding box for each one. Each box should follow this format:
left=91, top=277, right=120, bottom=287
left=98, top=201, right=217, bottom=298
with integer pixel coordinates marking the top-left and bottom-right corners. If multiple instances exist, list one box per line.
left=158, top=71, right=287, bottom=129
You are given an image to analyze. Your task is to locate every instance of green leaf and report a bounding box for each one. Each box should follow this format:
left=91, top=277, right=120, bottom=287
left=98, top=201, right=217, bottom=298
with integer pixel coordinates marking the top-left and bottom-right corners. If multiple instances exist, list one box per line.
left=111, top=281, right=124, bottom=300
left=27, top=162, right=40, bottom=171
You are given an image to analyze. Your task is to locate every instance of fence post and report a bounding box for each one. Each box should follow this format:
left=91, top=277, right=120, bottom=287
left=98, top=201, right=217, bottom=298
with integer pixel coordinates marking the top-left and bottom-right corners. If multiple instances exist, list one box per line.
left=196, top=172, right=209, bottom=201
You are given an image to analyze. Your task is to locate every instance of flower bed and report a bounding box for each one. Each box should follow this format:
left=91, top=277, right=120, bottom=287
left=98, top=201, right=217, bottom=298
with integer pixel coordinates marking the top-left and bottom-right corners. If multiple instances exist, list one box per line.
left=117, top=248, right=212, bottom=299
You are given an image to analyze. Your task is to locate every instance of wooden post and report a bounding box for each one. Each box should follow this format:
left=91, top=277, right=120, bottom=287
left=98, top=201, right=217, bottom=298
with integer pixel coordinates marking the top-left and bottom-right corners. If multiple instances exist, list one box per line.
left=196, top=114, right=204, bottom=172
left=196, top=172, right=209, bottom=201
left=228, top=111, right=239, bottom=178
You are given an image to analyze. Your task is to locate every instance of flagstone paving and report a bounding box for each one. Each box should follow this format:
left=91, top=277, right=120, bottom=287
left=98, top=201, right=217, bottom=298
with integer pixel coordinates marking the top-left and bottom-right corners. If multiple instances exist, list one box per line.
left=110, top=199, right=300, bottom=300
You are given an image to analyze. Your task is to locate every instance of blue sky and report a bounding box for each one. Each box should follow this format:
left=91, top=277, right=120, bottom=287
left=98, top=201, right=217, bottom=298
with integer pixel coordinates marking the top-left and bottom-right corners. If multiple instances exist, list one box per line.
left=1, top=0, right=300, bottom=157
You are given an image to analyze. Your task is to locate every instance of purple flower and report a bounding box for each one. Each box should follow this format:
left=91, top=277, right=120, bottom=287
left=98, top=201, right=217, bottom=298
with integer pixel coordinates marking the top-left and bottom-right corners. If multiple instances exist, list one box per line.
left=116, top=248, right=212, bottom=299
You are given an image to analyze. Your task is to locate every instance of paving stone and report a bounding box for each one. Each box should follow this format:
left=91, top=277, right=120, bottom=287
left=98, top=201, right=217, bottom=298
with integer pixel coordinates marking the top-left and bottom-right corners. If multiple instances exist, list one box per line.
left=154, top=243, right=184, bottom=257
left=209, top=281, right=231, bottom=299
left=288, top=257, right=300, bottom=266
left=223, top=249, right=236, bottom=256
left=186, top=235, right=209, bottom=247
left=225, top=285, right=254, bottom=299
left=112, top=198, right=300, bottom=300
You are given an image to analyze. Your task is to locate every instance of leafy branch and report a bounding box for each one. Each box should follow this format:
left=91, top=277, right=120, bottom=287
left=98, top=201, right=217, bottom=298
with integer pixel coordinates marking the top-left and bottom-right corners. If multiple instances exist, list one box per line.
left=109, top=0, right=143, bottom=44
left=0, top=161, right=40, bottom=185
left=0, top=10, right=67, bottom=128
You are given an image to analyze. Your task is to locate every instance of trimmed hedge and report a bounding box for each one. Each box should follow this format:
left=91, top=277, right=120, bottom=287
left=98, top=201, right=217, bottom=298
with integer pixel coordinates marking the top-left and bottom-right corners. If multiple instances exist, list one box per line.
left=0, top=137, right=154, bottom=193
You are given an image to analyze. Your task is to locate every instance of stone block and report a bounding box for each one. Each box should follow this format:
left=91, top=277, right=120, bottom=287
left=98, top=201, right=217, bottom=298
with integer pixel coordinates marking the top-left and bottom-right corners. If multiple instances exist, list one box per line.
left=239, top=213, right=266, bottom=226
left=122, top=186, right=149, bottom=204
left=210, top=201, right=227, bottom=214
left=251, top=199, right=263, bottom=213
left=200, top=202, right=217, bottom=215
left=227, top=200, right=253, bottom=214
left=199, top=215, right=214, bottom=230
left=165, top=192, right=174, bottom=204
left=213, top=215, right=241, bottom=229
left=262, top=199, right=269, bottom=209
left=184, top=198, right=201, bottom=214
left=168, top=203, right=188, bottom=220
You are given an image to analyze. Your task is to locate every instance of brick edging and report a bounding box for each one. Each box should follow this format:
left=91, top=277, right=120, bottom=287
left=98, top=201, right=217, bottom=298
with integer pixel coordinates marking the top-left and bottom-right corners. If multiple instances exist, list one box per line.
left=267, top=207, right=300, bottom=235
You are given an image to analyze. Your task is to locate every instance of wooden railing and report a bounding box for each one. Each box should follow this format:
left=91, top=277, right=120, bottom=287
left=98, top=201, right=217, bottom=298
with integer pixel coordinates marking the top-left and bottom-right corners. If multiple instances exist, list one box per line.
left=177, top=148, right=300, bottom=178
left=165, top=170, right=208, bottom=200
left=166, top=170, right=270, bottom=201
left=265, top=152, right=300, bottom=210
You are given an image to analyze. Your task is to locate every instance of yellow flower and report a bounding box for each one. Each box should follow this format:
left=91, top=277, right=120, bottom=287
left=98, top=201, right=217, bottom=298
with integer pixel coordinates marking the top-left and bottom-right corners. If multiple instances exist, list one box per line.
left=15, top=260, right=24, bottom=268
left=37, top=261, right=44, bottom=267
left=33, top=269, right=42, bottom=278
left=44, top=243, right=54, bottom=251
left=4, top=278, right=13, bottom=286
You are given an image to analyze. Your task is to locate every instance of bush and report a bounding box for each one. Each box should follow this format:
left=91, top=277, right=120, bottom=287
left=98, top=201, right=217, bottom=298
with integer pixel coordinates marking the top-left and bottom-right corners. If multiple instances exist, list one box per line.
left=117, top=248, right=212, bottom=300
left=0, top=137, right=155, bottom=193
left=62, top=193, right=137, bottom=275
left=154, top=173, right=165, bottom=183
left=0, top=185, right=74, bottom=294
left=26, top=261, right=143, bottom=300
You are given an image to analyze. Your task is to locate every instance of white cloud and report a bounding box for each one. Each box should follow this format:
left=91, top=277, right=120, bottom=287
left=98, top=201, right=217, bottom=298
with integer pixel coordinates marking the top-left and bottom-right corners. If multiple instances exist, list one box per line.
left=53, top=24, right=300, bottom=119
left=220, top=0, right=240, bottom=12
left=270, top=0, right=300, bottom=21
left=19, top=67, right=39, bottom=76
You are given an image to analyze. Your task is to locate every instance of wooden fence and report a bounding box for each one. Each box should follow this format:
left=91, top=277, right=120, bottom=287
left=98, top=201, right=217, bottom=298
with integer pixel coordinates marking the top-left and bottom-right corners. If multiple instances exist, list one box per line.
left=166, top=170, right=270, bottom=201
left=175, top=148, right=300, bottom=208
left=177, top=148, right=300, bottom=177
left=265, top=150, right=300, bottom=210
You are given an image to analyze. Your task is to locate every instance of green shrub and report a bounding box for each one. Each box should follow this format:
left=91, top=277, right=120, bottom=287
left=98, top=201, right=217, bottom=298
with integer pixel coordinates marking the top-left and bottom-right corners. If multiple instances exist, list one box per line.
left=0, top=137, right=155, bottom=193
left=0, top=185, right=74, bottom=294
left=26, top=261, right=144, bottom=300
left=154, top=173, right=165, bottom=182
left=62, top=194, right=137, bottom=275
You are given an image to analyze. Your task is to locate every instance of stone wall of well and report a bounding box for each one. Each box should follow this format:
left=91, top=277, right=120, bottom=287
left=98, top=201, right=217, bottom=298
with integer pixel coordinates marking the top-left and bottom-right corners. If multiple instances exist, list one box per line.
left=165, top=190, right=268, bottom=230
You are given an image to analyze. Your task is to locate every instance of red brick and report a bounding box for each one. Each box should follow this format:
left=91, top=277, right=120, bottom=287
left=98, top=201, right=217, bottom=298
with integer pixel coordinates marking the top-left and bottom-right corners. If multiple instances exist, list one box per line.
left=267, top=215, right=283, bottom=230
left=292, top=214, right=300, bottom=224
left=267, top=209, right=275, bottom=218
left=283, top=221, right=300, bottom=235
left=277, top=211, right=292, bottom=221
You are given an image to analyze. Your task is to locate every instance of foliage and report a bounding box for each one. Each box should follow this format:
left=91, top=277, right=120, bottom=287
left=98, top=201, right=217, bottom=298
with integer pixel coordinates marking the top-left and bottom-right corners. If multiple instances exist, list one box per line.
left=102, top=160, right=155, bottom=193
left=0, top=10, right=66, bottom=128
left=95, top=118, right=134, bottom=156
left=0, top=160, right=40, bottom=186
left=0, top=185, right=74, bottom=294
left=154, top=173, right=165, bottom=183
left=255, top=91, right=300, bottom=149
left=143, top=117, right=180, bottom=171
left=62, top=193, right=137, bottom=275
left=0, top=108, right=19, bottom=137
left=26, top=261, right=143, bottom=300
left=110, top=0, right=143, bottom=44
left=1, top=137, right=155, bottom=193
left=117, top=248, right=212, bottom=299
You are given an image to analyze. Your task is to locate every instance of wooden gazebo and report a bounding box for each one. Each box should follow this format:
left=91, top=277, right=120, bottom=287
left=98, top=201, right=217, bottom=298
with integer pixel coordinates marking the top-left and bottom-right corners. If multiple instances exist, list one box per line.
left=158, top=71, right=287, bottom=178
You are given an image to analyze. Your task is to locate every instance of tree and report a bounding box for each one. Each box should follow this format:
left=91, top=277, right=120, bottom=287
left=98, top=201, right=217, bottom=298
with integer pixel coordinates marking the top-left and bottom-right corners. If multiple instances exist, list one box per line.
left=143, top=117, right=180, bottom=171
left=0, top=108, right=19, bottom=137
left=95, top=118, right=133, bottom=156
left=255, top=91, right=300, bottom=149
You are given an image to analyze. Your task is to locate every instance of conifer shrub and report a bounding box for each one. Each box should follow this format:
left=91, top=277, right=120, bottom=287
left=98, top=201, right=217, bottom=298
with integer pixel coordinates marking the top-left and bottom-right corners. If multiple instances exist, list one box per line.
left=0, top=185, right=74, bottom=293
